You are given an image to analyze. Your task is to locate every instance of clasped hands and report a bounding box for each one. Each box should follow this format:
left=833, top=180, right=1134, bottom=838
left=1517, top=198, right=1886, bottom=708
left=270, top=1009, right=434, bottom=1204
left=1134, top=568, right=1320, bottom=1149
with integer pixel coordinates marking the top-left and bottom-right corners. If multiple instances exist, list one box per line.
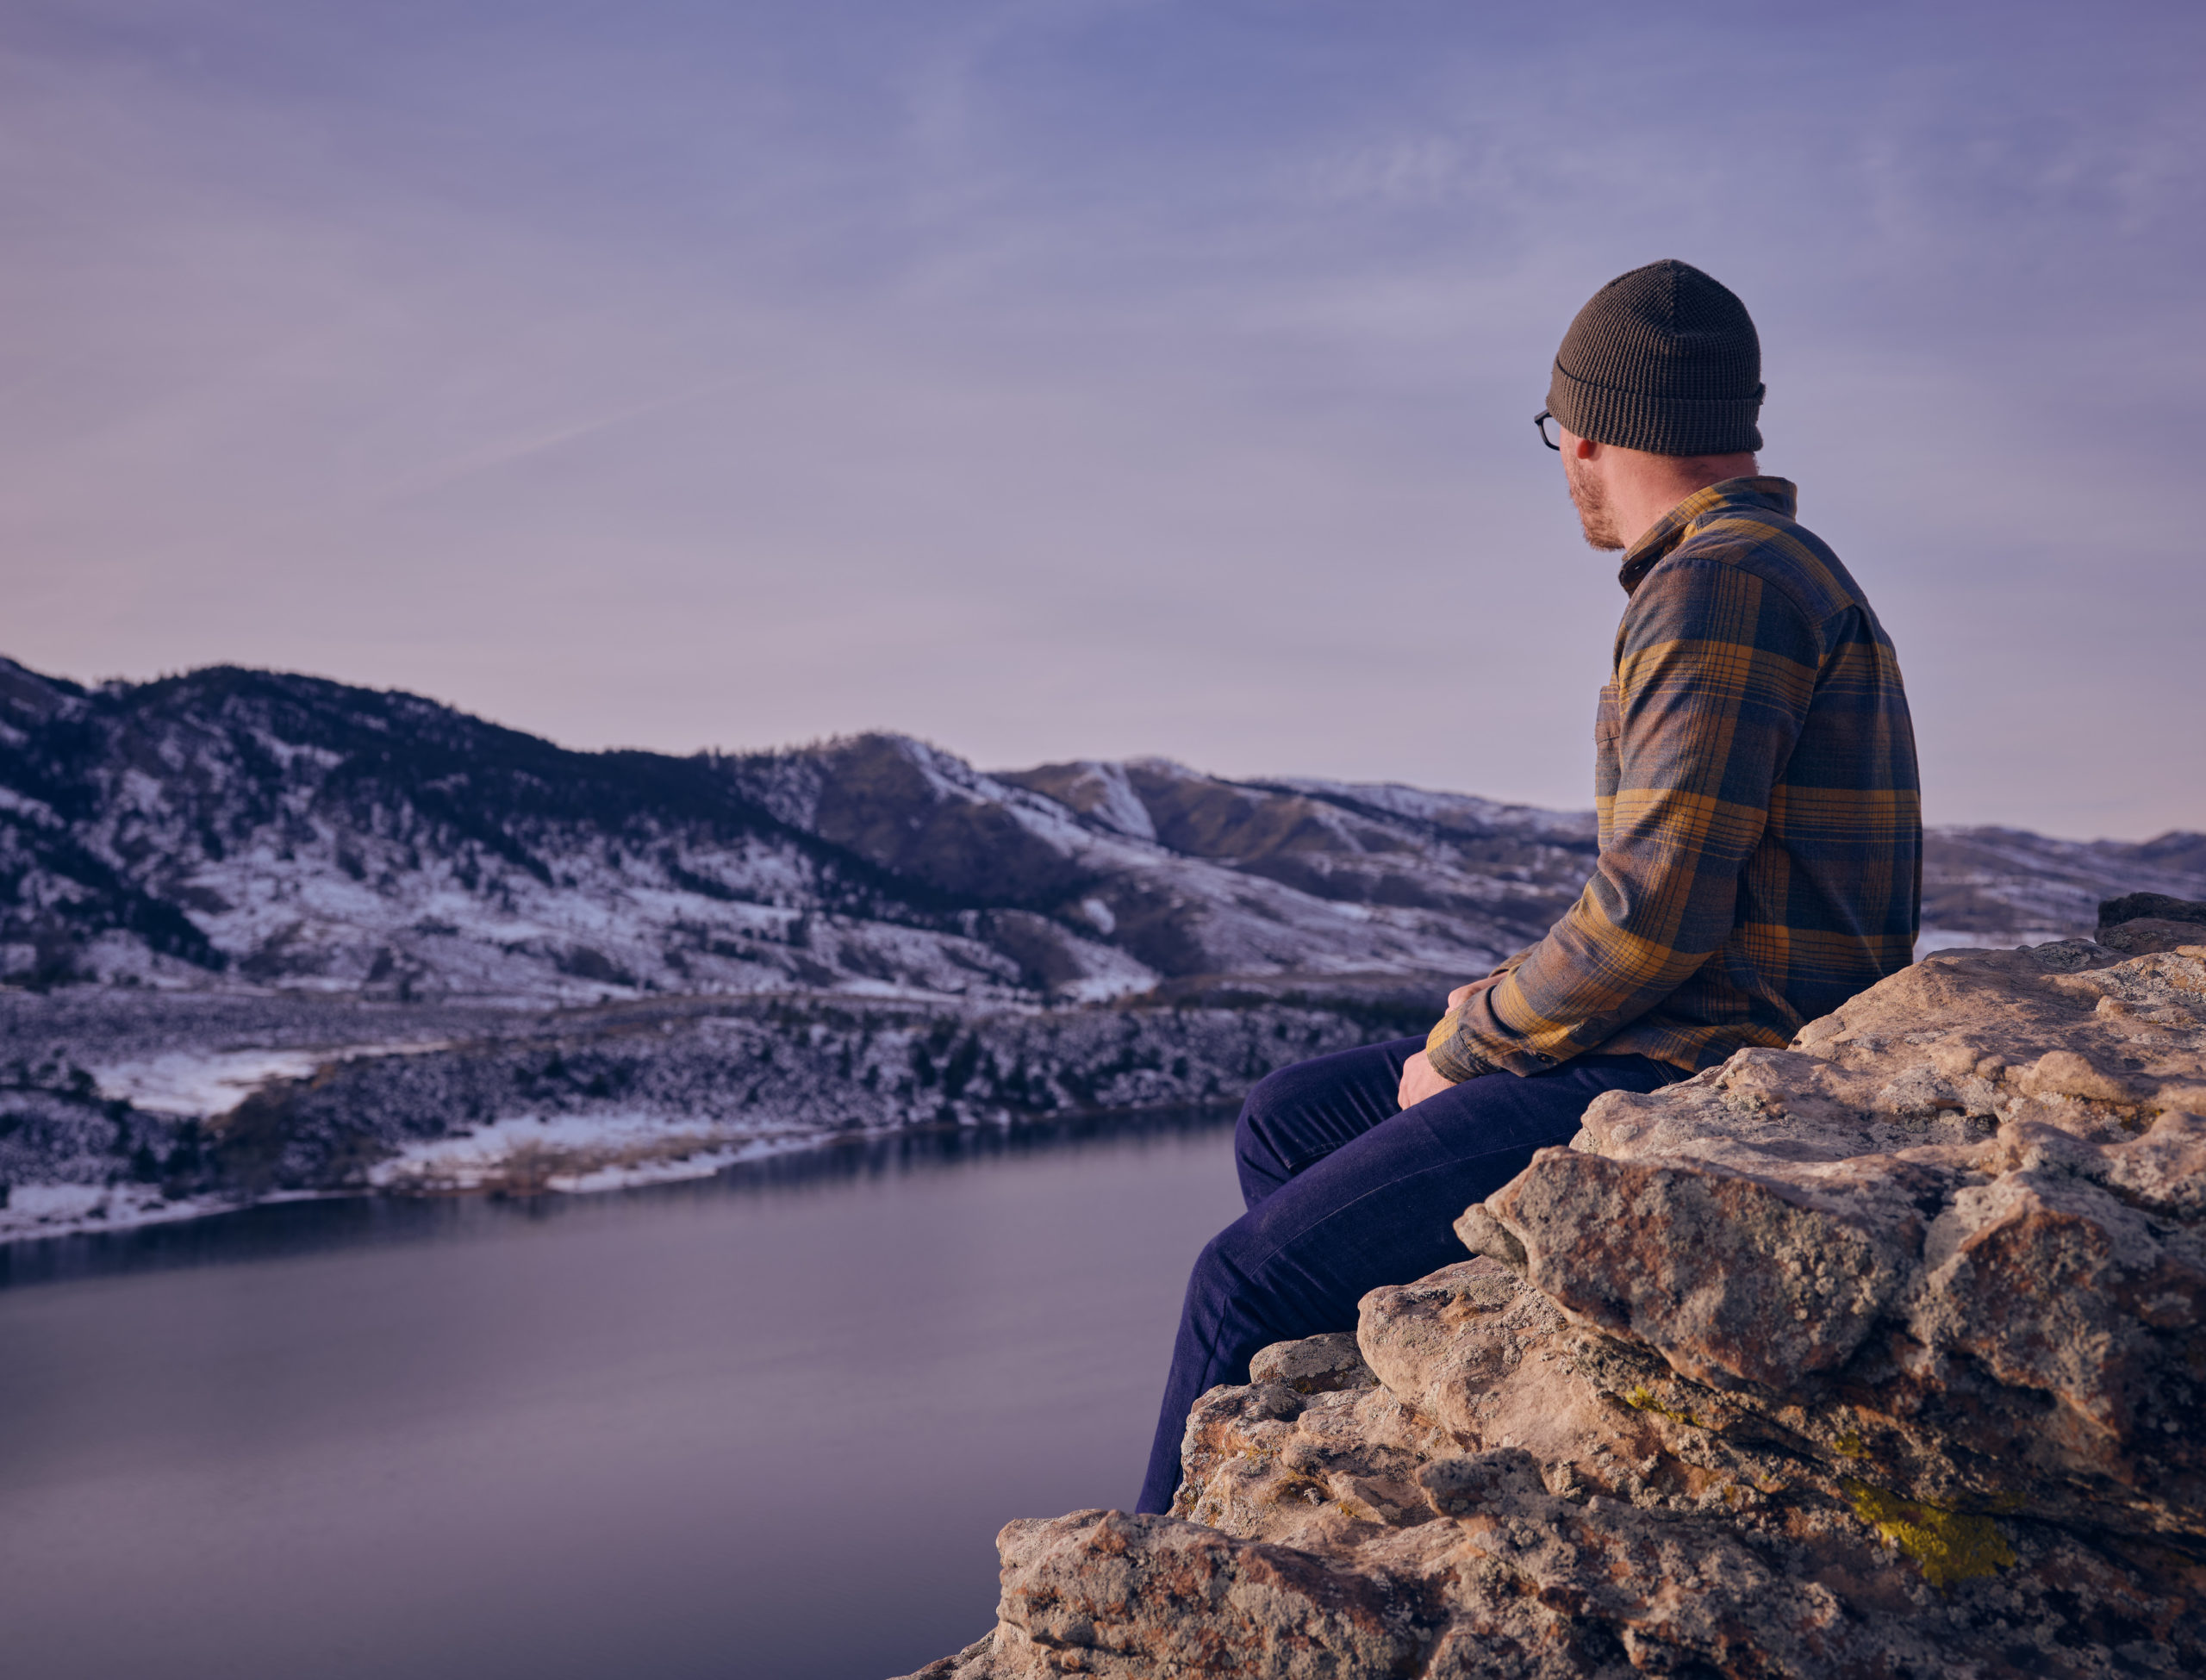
left=1394, top=980, right=1487, bottom=1111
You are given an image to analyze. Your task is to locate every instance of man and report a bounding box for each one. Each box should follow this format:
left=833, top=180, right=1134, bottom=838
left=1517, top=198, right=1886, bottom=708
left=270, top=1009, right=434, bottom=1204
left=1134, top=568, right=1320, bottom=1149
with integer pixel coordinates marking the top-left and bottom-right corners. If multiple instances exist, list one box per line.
left=1136, top=258, right=1921, bottom=1515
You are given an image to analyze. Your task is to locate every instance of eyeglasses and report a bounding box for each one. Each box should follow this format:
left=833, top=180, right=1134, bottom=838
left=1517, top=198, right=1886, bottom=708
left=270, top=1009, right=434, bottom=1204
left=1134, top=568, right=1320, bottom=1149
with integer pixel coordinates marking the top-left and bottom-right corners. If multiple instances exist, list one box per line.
left=1534, top=409, right=1564, bottom=451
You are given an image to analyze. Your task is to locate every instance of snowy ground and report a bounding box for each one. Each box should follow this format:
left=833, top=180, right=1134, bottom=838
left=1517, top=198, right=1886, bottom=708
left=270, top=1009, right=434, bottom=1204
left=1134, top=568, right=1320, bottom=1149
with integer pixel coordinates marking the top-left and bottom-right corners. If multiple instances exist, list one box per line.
left=363, top=1111, right=829, bottom=1196
left=88, top=1047, right=354, bottom=1115
left=1, top=984, right=1362, bottom=1248
left=0, top=1182, right=326, bottom=1245
left=0, top=1116, right=844, bottom=1245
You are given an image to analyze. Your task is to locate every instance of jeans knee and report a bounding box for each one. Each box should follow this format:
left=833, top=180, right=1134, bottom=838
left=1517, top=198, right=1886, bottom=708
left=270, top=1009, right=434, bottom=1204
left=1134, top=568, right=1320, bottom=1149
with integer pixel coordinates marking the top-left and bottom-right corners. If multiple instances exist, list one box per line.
left=1187, top=1222, right=1260, bottom=1316
left=1191, top=1225, right=1234, bottom=1288
left=1238, top=1063, right=1299, bottom=1129
left=1231, top=1106, right=1266, bottom=1174
left=1235, top=1067, right=1299, bottom=1161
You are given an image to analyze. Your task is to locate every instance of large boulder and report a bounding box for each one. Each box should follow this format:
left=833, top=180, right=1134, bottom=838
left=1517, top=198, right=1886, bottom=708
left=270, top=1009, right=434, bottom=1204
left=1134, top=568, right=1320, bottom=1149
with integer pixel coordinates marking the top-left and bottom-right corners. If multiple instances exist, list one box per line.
left=2099, top=891, right=2206, bottom=955
left=900, top=939, right=2206, bottom=1677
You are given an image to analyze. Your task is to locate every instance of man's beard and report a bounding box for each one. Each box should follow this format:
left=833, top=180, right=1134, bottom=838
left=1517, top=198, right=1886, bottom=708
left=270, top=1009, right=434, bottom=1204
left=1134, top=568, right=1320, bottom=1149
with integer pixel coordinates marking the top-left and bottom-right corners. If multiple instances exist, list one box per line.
left=1564, top=453, right=1624, bottom=551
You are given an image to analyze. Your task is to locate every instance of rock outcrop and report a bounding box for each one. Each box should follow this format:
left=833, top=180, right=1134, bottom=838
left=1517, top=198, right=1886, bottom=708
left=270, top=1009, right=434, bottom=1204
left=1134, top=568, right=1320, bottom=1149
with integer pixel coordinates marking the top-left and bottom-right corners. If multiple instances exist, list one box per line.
left=901, top=924, right=2206, bottom=1677
left=2097, top=891, right=2206, bottom=957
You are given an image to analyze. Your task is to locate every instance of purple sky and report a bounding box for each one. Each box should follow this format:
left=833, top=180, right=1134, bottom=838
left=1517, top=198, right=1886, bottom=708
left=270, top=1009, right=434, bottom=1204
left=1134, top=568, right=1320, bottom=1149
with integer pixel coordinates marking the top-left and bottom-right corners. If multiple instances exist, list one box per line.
left=3, top=0, right=2201, bottom=836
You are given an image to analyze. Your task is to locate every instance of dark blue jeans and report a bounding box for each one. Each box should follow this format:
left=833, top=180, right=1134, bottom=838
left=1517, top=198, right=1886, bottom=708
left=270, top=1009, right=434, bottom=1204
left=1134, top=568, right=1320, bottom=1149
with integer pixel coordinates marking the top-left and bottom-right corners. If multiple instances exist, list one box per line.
left=1135, top=1036, right=1675, bottom=1514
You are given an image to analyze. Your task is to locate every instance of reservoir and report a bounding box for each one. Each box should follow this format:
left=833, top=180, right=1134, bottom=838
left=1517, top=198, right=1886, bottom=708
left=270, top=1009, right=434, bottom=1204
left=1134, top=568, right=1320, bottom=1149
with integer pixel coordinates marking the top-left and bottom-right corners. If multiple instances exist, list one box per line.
left=0, top=1110, right=1244, bottom=1680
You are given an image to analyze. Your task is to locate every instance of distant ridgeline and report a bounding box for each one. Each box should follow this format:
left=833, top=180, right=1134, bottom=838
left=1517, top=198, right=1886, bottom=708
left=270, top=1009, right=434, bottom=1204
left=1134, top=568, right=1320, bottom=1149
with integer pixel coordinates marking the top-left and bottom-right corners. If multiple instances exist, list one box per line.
left=0, top=655, right=1608, bottom=1005
left=2, top=652, right=2203, bottom=1242
left=3, top=655, right=2201, bottom=1005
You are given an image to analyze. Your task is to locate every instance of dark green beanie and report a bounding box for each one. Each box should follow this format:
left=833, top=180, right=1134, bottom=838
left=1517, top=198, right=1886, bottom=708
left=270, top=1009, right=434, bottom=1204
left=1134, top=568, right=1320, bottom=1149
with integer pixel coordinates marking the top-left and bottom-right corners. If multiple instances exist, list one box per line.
left=1548, top=259, right=1764, bottom=455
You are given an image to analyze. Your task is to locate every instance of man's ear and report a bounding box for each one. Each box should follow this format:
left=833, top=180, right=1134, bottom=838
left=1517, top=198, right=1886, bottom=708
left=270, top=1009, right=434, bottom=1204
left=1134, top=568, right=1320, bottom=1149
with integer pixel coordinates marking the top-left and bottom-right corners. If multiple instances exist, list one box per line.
left=1570, top=435, right=1601, bottom=461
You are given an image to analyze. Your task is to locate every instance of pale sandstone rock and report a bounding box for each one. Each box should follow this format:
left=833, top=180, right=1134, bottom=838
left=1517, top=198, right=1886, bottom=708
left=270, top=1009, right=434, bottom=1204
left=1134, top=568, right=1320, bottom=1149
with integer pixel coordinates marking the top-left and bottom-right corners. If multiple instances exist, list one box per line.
left=898, top=943, right=2206, bottom=1679
left=1249, top=1330, right=1378, bottom=1395
left=975, top=1508, right=1428, bottom=1678
left=1482, top=943, right=2206, bottom=1535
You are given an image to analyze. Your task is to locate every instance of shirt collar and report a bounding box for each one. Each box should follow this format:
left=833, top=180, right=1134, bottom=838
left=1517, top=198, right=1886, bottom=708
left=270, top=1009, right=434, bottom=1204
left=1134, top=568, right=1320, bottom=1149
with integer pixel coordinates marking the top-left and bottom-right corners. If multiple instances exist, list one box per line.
left=1617, top=476, right=1798, bottom=594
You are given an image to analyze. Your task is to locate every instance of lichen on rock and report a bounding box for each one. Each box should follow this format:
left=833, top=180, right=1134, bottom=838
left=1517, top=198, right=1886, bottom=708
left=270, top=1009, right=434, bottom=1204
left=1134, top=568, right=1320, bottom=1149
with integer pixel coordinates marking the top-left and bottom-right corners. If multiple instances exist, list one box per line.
left=899, top=941, right=2206, bottom=1678
left=1840, top=1480, right=2017, bottom=1591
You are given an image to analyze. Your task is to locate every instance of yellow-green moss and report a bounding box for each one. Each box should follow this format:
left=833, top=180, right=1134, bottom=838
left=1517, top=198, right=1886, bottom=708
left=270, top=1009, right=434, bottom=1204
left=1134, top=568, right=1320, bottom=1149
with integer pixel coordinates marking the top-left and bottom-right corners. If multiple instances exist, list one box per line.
left=1621, top=1386, right=1703, bottom=1429
left=1843, top=1480, right=2016, bottom=1590
left=1834, top=1431, right=1867, bottom=1459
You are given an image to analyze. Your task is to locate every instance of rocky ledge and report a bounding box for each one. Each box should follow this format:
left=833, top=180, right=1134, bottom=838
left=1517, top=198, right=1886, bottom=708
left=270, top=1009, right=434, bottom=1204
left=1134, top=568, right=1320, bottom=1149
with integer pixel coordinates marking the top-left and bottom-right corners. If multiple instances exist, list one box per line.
left=902, top=916, right=2206, bottom=1677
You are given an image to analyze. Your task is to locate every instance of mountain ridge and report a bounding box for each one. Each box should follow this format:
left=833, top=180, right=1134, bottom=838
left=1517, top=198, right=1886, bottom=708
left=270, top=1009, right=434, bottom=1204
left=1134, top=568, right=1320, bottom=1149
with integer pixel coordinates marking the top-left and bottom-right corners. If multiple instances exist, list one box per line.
left=5, top=654, right=2203, bottom=1006
left=8, top=653, right=2205, bottom=1011
left=4, top=651, right=2203, bottom=1245
left=0, top=655, right=1606, bottom=1005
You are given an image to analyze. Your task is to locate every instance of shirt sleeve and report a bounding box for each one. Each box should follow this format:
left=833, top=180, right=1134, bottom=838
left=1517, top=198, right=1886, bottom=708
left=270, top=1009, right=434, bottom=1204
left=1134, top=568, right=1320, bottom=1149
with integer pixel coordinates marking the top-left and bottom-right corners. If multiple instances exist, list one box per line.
left=1429, top=555, right=1820, bottom=1079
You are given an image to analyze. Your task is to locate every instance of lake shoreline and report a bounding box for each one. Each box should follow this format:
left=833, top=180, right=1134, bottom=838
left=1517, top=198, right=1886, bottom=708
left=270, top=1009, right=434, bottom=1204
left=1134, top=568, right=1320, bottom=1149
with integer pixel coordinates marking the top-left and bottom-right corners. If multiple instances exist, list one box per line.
left=0, top=1092, right=1244, bottom=1680
left=0, top=1100, right=1241, bottom=1286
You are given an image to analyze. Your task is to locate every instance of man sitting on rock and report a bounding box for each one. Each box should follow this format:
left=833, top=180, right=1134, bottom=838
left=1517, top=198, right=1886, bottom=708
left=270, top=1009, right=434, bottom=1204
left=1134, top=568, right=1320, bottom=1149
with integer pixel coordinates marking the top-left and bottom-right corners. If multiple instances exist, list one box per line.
left=1137, top=258, right=1922, bottom=1515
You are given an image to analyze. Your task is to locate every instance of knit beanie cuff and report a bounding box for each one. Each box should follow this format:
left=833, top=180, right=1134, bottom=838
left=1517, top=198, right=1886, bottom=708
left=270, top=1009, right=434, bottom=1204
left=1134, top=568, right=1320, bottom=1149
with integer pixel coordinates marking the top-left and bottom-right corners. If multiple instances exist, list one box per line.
left=1548, top=362, right=1764, bottom=456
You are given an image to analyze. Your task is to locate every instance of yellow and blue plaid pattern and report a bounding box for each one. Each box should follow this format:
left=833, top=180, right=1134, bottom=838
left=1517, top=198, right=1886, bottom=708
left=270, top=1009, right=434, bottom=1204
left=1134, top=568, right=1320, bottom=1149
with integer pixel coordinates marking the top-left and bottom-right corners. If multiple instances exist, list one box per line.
left=1429, top=477, right=1921, bottom=1079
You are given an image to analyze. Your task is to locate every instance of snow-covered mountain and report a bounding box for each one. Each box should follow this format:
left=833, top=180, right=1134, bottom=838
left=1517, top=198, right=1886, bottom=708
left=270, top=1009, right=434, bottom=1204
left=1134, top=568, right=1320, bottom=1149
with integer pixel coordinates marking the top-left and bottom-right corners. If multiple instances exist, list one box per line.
left=4, top=653, right=2201, bottom=1244
left=0, top=657, right=1599, bottom=1006
left=1917, top=824, right=2206, bottom=950
left=6, top=656, right=2202, bottom=1011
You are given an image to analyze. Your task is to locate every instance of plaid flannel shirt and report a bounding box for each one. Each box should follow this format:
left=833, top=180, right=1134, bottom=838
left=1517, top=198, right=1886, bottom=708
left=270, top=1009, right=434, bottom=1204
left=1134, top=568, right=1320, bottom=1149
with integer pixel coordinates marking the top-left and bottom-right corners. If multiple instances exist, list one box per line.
left=1428, top=477, right=1920, bottom=1080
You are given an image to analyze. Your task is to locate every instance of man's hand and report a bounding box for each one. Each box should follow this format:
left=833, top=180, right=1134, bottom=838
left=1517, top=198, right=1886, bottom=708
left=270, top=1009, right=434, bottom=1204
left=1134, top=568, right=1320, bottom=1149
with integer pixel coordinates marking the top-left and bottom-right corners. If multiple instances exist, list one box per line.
left=1396, top=1049, right=1457, bottom=1111
left=1446, top=980, right=1483, bottom=1011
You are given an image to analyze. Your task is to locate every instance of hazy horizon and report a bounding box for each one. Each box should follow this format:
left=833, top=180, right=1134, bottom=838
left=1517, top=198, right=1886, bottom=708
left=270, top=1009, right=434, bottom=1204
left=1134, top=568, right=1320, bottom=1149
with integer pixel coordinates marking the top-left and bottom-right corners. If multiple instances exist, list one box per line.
left=4, top=1, right=2202, bottom=837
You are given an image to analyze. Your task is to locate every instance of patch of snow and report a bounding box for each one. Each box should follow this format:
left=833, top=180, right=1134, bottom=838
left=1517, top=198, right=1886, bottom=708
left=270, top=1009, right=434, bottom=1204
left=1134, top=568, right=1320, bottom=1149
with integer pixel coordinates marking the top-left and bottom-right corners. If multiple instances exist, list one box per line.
left=90, top=1048, right=333, bottom=1115
left=3, top=1183, right=109, bottom=1223
left=0, top=1182, right=318, bottom=1244
left=545, top=1132, right=824, bottom=1194
left=1036, top=763, right=1158, bottom=842
left=1052, top=971, right=1150, bottom=1004
left=365, top=1110, right=814, bottom=1194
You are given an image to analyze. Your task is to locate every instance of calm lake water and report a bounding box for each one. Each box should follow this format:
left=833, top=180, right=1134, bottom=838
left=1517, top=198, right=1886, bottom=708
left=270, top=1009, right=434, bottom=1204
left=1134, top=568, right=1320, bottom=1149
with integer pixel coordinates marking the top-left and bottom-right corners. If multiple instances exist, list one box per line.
left=0, top=1111, right=1244, bottom=1680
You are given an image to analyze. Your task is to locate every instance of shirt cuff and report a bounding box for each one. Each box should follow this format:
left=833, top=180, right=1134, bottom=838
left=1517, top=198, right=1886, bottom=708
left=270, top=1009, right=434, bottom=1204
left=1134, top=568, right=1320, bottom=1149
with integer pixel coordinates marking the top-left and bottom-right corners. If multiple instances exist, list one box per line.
left=1424, top=1010, right=1494, bottom=1082
left=1432, top=976, right=1562, bottom=1079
